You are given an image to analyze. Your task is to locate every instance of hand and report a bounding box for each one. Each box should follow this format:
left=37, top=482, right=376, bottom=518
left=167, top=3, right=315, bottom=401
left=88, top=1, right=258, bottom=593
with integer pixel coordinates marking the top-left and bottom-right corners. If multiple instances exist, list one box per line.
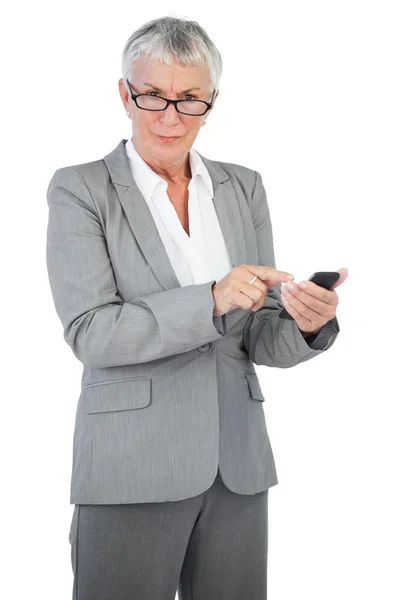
left=280, top=268, right=348, bottom=334
left=212, top=264, right=295, bottom=317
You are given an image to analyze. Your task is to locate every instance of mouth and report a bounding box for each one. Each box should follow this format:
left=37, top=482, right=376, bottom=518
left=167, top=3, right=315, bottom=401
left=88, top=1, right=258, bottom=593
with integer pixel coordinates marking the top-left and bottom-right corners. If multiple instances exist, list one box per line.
left=157, top=135, right=181, bottom=142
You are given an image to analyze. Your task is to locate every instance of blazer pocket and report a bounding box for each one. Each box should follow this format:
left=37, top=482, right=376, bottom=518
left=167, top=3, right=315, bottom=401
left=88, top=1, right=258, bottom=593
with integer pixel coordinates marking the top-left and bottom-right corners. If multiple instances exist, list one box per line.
left=84, top=377, right=152, bottom=413
left=244, top=371, right=265, bottom=402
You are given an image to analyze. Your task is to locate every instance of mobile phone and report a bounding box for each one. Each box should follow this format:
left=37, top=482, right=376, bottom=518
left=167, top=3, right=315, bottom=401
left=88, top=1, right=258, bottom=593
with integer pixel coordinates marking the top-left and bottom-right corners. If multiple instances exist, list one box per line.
left=278, top=271, right=340, bottom=320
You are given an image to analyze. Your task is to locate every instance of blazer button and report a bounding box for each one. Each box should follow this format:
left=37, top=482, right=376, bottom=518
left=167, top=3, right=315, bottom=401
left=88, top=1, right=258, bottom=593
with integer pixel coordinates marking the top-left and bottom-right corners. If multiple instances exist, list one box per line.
left=198, top=343, right=210, bottom=352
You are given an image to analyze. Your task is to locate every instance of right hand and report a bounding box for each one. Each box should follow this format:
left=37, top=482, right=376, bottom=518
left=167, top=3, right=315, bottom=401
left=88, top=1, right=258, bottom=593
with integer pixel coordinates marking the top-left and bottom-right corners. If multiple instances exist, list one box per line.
left=212, top=264, right=295, bottom=316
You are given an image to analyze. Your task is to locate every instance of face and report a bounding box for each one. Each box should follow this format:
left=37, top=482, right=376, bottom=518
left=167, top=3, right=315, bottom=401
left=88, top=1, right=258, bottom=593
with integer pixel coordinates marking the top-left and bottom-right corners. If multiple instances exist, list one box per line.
left=118, top=55, right=219, bottom=169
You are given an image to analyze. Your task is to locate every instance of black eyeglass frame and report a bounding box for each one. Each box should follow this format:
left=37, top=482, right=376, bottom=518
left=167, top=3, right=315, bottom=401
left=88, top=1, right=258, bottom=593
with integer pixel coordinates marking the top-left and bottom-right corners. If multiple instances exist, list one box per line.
left=126, top=79, right=215, bottom=116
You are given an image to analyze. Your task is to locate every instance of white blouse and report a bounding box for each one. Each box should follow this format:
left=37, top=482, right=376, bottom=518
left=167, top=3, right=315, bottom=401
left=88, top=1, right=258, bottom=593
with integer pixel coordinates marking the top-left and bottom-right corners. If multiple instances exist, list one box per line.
left=125, top=138, right=232, bottom=290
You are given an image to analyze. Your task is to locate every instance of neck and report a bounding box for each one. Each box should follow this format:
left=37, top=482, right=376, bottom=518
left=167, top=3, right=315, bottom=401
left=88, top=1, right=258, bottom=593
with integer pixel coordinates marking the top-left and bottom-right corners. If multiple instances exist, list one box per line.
left=132, top=138, right=192, bottom=185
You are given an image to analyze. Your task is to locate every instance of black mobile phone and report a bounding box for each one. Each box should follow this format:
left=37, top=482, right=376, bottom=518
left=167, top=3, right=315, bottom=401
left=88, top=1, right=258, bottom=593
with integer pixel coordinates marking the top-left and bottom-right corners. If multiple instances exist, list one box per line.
left=278, top=271, right=340, bottom=320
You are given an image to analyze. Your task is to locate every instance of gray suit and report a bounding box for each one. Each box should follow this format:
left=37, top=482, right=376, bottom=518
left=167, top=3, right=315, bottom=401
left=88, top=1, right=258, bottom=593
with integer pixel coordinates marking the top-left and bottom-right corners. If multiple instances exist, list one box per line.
left=46, top=138, right=340, bottom=505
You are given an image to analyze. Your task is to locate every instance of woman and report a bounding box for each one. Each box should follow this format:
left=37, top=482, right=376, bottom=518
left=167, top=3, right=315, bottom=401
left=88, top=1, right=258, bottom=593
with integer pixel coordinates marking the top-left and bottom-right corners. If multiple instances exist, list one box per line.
left=46, top=15, right=345, bottom=600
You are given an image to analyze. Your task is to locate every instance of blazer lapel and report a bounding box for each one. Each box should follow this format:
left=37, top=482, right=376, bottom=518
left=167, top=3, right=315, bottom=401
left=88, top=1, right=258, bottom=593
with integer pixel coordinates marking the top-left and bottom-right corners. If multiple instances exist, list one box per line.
left=103, top=139, right=247, bottom=291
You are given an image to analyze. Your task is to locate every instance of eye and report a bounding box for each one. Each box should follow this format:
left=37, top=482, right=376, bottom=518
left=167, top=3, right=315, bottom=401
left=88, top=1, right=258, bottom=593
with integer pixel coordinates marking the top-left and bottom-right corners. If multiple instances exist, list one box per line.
left=146, top=92, right=197, bottom=100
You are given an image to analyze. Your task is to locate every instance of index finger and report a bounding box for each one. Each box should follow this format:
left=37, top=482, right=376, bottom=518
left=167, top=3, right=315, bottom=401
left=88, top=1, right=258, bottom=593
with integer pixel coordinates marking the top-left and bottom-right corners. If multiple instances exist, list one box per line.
left=246, top=265, right=295, bottom=284
left=305, top=281, right=337, bottom=304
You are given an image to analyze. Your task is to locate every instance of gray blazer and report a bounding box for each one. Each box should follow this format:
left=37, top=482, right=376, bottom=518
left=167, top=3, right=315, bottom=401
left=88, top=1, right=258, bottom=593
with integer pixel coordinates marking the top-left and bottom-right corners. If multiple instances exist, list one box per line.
left=46, top=138, right=340, bottom=504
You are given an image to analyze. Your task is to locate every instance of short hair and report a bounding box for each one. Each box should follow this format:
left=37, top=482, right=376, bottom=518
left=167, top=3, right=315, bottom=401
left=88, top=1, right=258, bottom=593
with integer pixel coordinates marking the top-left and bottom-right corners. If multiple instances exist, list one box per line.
left=121, top=15, right=223, bottom=101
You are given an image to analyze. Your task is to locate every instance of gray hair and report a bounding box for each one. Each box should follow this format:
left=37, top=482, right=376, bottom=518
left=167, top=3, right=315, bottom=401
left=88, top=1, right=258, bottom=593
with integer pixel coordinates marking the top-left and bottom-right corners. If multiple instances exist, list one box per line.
left=121, top=15, right=223, bottom=102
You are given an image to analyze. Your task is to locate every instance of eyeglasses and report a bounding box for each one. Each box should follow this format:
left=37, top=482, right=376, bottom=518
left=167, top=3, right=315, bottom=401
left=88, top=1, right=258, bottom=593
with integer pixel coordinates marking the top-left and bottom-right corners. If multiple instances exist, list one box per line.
left=126, top=79, right=215, bottom=116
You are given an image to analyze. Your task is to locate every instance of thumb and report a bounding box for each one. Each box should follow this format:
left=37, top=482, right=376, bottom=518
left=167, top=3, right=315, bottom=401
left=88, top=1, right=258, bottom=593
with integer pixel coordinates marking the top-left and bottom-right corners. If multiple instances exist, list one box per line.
left=331, top=268, right=349, bottom=289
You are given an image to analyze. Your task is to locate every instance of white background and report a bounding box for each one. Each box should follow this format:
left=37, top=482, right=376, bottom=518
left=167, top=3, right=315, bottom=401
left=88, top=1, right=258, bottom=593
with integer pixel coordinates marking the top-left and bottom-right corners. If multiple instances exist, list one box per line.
left=2, top=1, right=399, bottom=598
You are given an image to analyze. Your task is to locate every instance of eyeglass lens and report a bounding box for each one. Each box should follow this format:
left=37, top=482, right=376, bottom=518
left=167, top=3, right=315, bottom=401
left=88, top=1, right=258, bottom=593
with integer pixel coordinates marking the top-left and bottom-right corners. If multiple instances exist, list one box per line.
left=136, top=95, right=207, bottom=115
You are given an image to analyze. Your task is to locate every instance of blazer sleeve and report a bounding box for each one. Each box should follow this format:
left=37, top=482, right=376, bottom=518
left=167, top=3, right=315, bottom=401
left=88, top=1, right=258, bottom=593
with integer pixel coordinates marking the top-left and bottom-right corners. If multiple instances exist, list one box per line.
left=46, top=167, right=227, bottom=369
left=242, top=170, right=340, bottom=368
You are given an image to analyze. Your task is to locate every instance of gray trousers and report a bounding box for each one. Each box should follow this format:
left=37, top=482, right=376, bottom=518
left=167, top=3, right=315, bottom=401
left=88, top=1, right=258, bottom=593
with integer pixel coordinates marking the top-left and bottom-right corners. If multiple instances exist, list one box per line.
left=69, top=468, right=269, bottom=599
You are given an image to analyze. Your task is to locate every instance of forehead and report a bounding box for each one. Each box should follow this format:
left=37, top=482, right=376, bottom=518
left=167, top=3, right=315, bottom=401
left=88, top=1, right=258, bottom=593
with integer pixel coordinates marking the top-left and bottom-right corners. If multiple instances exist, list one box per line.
left=130, top=55, right=209, bottom=91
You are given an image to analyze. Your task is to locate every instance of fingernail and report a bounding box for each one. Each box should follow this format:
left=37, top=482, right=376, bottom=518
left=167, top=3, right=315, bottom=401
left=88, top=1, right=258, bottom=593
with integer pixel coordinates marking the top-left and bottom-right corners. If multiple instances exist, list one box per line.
left=287, top=274, right=295, bottom=280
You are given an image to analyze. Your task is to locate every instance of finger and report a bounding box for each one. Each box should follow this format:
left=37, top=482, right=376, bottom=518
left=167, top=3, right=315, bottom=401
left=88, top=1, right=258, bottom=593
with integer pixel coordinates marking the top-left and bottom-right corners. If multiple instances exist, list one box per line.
left=299, top=280, right=338, bottom=305
left=245, top=265, right=294, bottom=285
left=239, top=271, right=268, bottom=308
left=331, top=268, right=348, bottom=290
left=282, top=284, right=330, bottom=318
left=282, top=295, right=316, bottom=331
left=282, top=289, right=325, bottom=327
left=250, top=286, right=268, bottom=311
left=239, top=280, right=266, bottom=305
left=281, top=293, right=320, bottom=331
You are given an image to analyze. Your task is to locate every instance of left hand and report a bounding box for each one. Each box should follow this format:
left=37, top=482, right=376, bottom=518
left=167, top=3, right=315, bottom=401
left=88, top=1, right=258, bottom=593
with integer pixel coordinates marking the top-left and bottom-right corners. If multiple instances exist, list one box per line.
left=280, top=268, right=348, bottom=335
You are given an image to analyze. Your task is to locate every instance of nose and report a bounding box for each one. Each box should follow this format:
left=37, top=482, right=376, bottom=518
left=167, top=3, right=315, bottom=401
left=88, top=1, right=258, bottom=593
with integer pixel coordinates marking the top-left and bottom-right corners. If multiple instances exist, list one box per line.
left=160, top=102, right=181, bottom=125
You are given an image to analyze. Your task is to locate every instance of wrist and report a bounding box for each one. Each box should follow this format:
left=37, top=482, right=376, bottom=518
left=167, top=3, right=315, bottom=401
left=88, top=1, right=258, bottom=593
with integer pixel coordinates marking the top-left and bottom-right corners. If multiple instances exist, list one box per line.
left=300, top=326, right=322, bottom=338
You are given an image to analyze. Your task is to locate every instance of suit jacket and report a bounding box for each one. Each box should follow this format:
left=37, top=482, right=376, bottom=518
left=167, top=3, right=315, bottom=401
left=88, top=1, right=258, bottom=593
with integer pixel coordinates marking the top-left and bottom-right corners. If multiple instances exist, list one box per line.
left=45, top=138, right=340, bottom=504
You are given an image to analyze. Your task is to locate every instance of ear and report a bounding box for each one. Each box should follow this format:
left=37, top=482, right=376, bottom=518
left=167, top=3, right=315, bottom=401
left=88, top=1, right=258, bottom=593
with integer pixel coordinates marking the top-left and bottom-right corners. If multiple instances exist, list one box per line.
left=211, top=90, right=219, bottom=107
left=118, top=78, right=130, bottom=111
left=202, top=90, right=219, bottom=126
left=207, top=90, right=219, bottom=117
